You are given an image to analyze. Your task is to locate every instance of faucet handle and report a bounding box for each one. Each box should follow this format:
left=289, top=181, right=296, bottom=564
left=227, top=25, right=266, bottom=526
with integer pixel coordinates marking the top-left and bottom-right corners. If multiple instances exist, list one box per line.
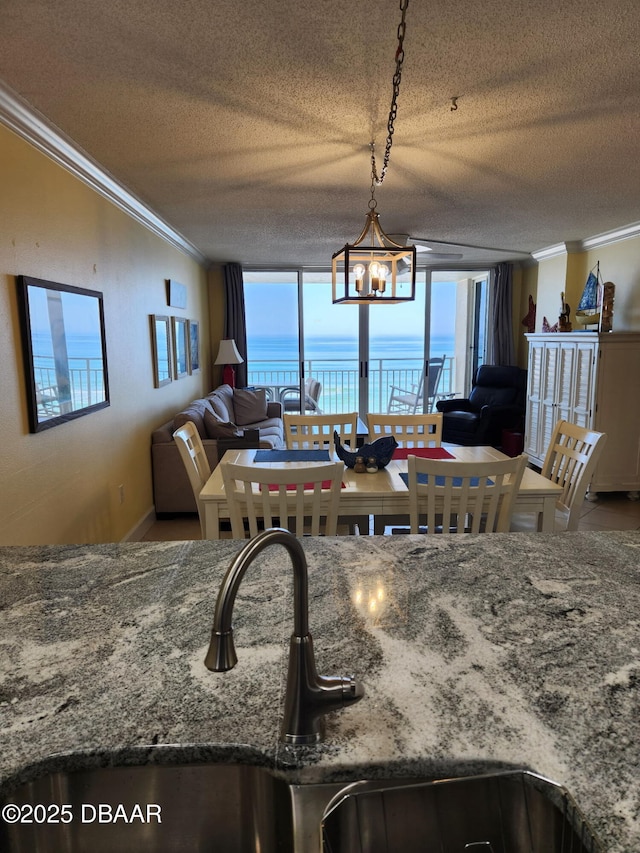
left=281, top=634, right=365, bottom=744
left=205, top=628, right=238, bottom=671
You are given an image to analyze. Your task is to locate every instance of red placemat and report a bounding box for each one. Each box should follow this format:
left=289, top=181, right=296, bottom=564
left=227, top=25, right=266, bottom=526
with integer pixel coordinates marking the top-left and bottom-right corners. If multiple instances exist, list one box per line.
left=392, top=447, right=455, bottom=460
left=267, top=481, right=345, bottom=491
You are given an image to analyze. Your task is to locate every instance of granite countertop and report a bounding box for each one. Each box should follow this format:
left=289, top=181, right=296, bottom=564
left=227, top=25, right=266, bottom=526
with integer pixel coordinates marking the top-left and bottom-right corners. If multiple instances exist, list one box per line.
left=0, top=532, right=638, bottom=851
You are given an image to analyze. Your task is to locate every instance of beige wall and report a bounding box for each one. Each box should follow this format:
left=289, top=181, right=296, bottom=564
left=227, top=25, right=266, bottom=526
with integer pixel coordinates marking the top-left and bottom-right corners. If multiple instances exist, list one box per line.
left=0, top=124, right=212, bottom=545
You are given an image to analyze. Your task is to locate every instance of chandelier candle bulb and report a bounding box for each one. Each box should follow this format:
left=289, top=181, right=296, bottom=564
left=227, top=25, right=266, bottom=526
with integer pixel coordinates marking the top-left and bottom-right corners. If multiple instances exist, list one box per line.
left=370, top=260, right=380, bottom=291
left=378, top=264, right=388, bottom=293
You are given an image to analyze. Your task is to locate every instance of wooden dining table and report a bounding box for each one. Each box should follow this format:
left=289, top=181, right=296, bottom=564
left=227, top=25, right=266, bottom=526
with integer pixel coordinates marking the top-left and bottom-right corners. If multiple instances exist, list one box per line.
left=199, top=444, right=564, bottom=539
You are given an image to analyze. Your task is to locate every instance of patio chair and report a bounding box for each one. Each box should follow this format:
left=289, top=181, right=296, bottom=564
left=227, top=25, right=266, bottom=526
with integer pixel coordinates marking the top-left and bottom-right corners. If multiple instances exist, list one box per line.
left=407, top=453, right=528, bottom=534
left=35, top=383, right=61, bottom=417
left=279, top=378, right=323, bottom=413
left=511, top=419, right=607, bottom=532
left=284, top=412, right=359, bottom=455
left=387, top=356, right=446, bottom=414
left=173, top=421, right=211, bottom=537
left=220, top=459, right=343, bottom=538
left=367, top=413, right=443, bottom=448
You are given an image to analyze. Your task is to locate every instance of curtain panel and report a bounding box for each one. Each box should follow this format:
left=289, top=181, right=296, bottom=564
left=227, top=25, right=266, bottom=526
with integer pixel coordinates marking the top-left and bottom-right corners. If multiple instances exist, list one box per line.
left=489, top=262, right=515, bottom=366
left=222, top=262, right=248, bottom=387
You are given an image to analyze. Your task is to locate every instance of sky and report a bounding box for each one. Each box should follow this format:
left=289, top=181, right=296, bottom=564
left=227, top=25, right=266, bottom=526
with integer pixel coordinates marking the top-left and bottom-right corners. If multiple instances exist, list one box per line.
left=244, top=273, right=464, bottom=339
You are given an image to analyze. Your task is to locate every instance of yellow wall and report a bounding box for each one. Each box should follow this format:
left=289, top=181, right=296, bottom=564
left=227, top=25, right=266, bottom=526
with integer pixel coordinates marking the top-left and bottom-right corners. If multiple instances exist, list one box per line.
left=514, top=237, right=640, bottom=365
left=580, top=238, right=640, bottom=330
left=0, top=124, right=211, bottom=545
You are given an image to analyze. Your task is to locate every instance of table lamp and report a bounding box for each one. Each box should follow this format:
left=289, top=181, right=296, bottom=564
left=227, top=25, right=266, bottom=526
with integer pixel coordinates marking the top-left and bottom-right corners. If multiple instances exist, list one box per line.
left=214, top=338, right=244, bottom=388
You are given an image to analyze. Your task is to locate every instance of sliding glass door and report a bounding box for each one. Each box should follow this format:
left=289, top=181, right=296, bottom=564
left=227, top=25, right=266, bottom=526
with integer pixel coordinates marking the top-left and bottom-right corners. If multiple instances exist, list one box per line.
left=368, top=275, right=428, bottom=414
left=243, top=268, right=489, bottom=417
left=244, top=271, right=300, bottom=401
left=301, top=272, right=359, bottom=413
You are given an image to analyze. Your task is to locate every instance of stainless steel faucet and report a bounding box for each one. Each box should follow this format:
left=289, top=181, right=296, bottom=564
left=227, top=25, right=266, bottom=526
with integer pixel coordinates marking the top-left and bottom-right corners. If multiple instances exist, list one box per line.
left=205, top=528, right=364, bottom=744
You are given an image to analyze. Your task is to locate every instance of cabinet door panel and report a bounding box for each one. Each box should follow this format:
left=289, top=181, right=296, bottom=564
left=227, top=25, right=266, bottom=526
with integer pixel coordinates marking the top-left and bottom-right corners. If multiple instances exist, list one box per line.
left=573, top=343, right=596, bottom=425
left=539, top=343, right=560, bottom=454
left=556, top=344, right=576, bottom=422
left=524, top=341, right=546, bottom=460
left=524, top=399, right=540, bottom=457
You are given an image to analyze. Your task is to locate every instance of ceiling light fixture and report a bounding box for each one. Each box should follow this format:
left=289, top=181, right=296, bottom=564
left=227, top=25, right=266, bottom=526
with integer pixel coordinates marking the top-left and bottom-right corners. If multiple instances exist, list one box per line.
left=332, top=0, right=415, bottom=305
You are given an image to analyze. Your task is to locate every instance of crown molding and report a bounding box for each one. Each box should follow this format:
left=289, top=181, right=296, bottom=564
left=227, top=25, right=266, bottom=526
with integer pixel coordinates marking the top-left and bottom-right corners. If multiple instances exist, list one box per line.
left=581, top=221, right=640, bottom=251
left=531, top=243, right=573, bottom=261
left=0, top=81, right=208, bottom=266
left=532, top=223, right=640, bottom=262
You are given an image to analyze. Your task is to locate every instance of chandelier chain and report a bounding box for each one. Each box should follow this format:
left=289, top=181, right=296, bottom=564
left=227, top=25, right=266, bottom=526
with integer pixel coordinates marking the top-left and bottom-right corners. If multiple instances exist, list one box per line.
left=370, top=0, right=409, bottom=193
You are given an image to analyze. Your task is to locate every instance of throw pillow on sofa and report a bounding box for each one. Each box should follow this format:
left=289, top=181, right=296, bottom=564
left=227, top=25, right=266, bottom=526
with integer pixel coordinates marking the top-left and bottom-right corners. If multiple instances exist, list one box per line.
left=203, top=408, right=241, bottom=439
left=233, top=387, right=268, bottom=425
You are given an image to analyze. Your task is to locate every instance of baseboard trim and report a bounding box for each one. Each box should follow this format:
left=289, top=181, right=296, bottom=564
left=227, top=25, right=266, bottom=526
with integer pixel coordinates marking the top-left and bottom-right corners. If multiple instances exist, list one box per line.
left=123, top=507, right=156, bottom=542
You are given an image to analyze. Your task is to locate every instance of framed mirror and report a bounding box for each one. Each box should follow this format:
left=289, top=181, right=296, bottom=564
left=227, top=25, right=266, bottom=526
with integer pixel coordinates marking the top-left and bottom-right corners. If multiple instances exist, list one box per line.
left=150, top=315, right=172, bottom=387
left=17, top=275, right=110, bottom=433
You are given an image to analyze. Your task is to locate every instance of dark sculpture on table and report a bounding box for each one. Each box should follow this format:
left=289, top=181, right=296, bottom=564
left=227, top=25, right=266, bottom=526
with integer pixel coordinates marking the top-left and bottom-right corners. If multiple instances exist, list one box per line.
left=333, top=431, right=398, bottom=469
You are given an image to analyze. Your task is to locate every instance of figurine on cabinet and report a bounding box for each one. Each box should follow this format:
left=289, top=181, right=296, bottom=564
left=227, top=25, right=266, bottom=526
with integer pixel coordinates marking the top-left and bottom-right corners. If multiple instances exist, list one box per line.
left=558, top=291, right=572, bottom=332
left=600, top=281, right=615, bottom=332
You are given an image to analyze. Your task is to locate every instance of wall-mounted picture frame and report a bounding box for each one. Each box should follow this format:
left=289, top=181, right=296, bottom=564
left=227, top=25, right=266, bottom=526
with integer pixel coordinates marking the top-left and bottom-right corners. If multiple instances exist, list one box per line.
left=166, top=279, right=187, bottom=309
left=188, top=320, right=200, bottom=374
left=172, top=316, right=189, bottom=378
left=150, top=315, right=172, bottom=387
left=16, top=275, right=110, bottom=433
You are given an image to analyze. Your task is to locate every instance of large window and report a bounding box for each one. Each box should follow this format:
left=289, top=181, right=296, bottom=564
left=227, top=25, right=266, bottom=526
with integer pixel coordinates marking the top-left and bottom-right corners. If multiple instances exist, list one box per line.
left=244, top=271, right=300, bottom=389
left=243, top=268, right=489, bottom=415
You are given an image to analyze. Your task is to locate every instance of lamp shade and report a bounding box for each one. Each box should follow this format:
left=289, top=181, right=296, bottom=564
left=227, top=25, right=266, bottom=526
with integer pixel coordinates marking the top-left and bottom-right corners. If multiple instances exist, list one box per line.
left=214, top=338, right=244, bottom=365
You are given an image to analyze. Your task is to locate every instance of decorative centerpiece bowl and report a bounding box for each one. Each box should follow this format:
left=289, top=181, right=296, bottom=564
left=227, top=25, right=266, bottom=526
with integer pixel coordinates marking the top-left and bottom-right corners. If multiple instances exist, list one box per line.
left=333, top=431, right=398, bottom=469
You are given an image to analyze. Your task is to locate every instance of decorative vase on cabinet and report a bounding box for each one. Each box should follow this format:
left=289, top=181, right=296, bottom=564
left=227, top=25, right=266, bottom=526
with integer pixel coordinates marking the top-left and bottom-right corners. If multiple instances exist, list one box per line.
left=524, top=332, right=640, bottom=498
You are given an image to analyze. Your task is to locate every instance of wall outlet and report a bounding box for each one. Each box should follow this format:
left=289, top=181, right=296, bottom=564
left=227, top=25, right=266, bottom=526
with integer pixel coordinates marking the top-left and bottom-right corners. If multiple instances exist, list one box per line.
left=118, top=484, right=125, bottom=504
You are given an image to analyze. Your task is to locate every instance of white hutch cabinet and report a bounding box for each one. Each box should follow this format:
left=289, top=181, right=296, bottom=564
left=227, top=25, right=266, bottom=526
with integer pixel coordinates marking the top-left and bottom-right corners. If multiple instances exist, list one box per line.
left=524, top=332, right=640, bottom=494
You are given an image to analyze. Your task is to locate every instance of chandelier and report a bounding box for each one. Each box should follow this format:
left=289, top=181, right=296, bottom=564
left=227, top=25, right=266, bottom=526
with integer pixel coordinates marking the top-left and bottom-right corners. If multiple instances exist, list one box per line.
left=332, top=0, right=416, bottom=305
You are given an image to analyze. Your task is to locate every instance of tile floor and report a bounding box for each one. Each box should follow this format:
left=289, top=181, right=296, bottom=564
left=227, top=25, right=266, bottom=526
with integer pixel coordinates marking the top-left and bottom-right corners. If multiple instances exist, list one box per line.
left=141, top=491, right=640, bottom=541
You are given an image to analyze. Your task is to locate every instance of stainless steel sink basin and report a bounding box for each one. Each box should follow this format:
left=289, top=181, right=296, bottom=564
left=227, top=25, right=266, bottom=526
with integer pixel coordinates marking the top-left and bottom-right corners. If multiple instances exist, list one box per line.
left=321, top=770, right=603, bottom=853
left=0, top=765, right=603, bottom=853
left=0, top=762, right=294, bottom=852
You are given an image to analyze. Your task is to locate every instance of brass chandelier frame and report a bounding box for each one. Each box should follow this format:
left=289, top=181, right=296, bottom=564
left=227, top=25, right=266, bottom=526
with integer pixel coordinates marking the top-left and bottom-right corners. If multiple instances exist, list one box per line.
left=332, top=0, right=416, bottom=305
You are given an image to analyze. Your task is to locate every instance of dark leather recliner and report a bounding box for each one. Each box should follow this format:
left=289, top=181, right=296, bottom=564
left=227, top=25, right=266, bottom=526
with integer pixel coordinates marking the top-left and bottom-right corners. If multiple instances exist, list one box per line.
left=436, top=365, right=527, bottom=447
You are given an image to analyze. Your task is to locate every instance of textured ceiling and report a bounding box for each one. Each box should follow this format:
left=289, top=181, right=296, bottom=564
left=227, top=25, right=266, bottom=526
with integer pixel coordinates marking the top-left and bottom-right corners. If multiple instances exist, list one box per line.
left=2, top=0, right=640, bottom=267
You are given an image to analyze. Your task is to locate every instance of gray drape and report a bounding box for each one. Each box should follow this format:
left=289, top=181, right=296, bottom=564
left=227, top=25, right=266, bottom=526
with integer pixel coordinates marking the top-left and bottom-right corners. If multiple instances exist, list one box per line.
left=488, top=262, right=515, bottom=366
left=222, top=262, right=248, bottom=387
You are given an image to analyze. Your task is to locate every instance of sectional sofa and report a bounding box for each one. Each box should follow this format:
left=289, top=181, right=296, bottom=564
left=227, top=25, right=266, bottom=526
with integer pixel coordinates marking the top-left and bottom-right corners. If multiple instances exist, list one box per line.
left=151, top=384, right=284, bottom=515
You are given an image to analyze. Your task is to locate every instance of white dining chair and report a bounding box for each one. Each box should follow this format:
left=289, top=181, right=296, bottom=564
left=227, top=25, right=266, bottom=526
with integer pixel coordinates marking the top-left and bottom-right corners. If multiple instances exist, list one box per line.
left=512, top=420, right=607, bottom=532
left=407, top=453, right=528, bottom=534
left=367, top=412, right=443, bottom=533
left=284, top=412, right=359, bottom=455
left=173, top=421, right=211, bottom=537
left=367, top=412, right=443, bottom=447
left=220, top=459, right=344, bottom=538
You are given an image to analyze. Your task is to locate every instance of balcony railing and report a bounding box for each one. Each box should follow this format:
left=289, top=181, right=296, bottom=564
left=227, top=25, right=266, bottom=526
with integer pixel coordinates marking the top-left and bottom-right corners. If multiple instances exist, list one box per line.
left=248, top=356, right=455, bottom=414
left=34, top=357, right=106, bottom=419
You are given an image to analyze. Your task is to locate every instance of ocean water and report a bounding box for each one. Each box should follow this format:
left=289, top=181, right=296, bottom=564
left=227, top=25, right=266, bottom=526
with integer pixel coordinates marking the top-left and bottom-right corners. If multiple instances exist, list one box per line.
left=247, top=334, right=455, bottom=412
left=32, top=331, right=105, bottom=363
left=247, top=334, right=455, bottom=369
